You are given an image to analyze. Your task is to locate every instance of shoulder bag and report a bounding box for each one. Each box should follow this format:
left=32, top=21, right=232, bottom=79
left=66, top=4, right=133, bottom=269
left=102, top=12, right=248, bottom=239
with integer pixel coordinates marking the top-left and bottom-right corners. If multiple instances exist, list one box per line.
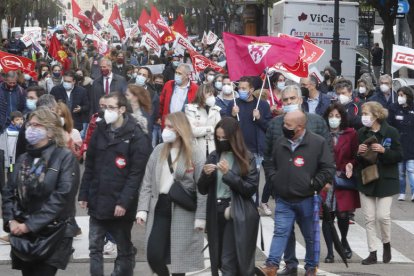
left=167, top=153, right=197, bottom=211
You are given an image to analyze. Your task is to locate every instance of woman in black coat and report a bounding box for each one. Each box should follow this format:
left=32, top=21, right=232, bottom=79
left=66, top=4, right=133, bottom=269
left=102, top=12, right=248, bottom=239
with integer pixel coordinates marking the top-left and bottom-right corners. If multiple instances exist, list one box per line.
left=198, top=117, right=259, bottom=276
left=1, top=107, right=80, bottom=276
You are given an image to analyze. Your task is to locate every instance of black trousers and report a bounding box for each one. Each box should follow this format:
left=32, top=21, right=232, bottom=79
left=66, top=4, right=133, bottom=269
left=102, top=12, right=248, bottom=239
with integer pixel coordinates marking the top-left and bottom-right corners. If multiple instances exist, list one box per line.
left=147, top=194, right=185, bottom=276
left=216, top=199, right=240, bottom=275
left=21, top=262, right=57, bottom=276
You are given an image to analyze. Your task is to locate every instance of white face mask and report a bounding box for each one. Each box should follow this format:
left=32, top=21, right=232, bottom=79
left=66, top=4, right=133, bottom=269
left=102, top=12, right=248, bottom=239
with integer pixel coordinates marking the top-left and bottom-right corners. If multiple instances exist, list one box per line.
left=358, top=87, right=367, bottom=94
left=328, top=117, right=341, bottom=129
left=162, top=128, right=177, bottom=143
left=222, top=84, right=233, bottom=95
left=380, top=84, right=390, bottom=93
left=206, top=75, right=215, bottom=82
left=277, top=82, right=286, bottom=90
left=205, top=96, right=216, bottom=107
left=398, top=96, right=407, bottom=105
left=60, top=117, right=65, bottom=126
left=361, top=115, right=374, bottom=127
left=338, top=94, right=351, bottom=105
left=104, top=109, right=119, bottom=124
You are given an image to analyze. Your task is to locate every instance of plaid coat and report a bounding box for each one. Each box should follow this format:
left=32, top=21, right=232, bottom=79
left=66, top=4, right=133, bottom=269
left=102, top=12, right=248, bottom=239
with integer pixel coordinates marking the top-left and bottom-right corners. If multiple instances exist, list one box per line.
left=138, top=142, right=207, bottom=273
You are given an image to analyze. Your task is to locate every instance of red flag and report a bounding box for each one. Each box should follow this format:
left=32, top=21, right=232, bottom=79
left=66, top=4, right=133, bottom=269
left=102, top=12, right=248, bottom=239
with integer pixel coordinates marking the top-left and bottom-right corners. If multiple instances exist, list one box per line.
left=75, top=35, right=83, bottom=50
left=282, top=59, right=309, bottom=78
left=138, top=9, right=161, bottom=44
left=171, top=15, right=188, bottom=38
left=108, top=4, right=126, bottom=41
left=91, top=5, right=104, bottom=24
left=187, top=48, right=226, bottom=74
left=0, top=50, right=37, bottom=78
left=223, top=32, right=302, bottom=81
left=72, top=0, right=93, bottom=34
left=150, top=5, right=172, bottom=35
left=48, top=34, right=71, bottom=71
left=279, top=34, right=325, bottom=64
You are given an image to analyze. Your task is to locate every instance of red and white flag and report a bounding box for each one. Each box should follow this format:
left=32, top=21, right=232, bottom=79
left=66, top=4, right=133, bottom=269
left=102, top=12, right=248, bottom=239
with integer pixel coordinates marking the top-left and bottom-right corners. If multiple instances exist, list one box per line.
left=0, top=50, right=37, bottom=79
left=140, top=33, right=161, bottom=57
left=138, top=9, right=161, bottom=44
left=90, top=5, right=104, bottom=24
left=150, top=5, right=172, bottom=35
left=173, top=32, right=195, bottom=56
left=108, top=4, right=126, bottom=41
left=223, top=32, right=302, bottom=81
left=187, top=48, right=226, bottom=74
left=213, top=39, right=225, bottom=54
left=392, top=44, right=414, bottom=73
left=207, top=30, right=218, bottom=45
left=65, top=22, right=83, bottom=36
left=72, top=0, right=93, bottom=34
left=279, top=34, right=325, bottom=65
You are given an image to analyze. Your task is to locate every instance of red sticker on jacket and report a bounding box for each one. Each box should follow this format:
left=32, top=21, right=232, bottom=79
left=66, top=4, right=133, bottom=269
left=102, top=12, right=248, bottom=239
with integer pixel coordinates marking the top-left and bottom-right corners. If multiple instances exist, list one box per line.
left=115, top=156, right=127, bottom=169
left=293, top=156, right=305, bottom=167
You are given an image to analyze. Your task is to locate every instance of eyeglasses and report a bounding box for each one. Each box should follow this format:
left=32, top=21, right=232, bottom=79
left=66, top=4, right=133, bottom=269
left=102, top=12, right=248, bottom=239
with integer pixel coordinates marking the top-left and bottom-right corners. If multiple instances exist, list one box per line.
left=101, top=105, right=119, bottom=111
left=26, top=122, right=44, bottom=128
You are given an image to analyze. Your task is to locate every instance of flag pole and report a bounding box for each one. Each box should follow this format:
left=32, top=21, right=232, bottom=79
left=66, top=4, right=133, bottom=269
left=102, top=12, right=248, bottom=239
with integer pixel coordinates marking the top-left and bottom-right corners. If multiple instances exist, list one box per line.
left=232, top=87, right=239, bottom=121
left=255, top=68, right=267, bottom=110
left=266, top=73, right=275, bottom=106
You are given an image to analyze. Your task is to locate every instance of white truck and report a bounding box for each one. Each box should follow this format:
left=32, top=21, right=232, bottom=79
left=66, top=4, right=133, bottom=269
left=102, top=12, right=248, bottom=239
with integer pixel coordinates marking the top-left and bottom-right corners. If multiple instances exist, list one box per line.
left=271, top=0, right=359, bottom=83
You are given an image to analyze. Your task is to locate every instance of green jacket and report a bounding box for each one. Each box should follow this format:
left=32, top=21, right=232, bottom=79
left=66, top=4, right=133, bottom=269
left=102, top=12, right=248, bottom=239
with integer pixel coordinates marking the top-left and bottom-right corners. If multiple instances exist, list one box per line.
left=356, top=121, right=402, bottom=197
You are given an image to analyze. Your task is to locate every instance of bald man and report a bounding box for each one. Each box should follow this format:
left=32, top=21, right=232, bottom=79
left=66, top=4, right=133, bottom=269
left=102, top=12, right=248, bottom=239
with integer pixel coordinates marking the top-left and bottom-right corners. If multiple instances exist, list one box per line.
left=257, top=110, right=335, bottom=276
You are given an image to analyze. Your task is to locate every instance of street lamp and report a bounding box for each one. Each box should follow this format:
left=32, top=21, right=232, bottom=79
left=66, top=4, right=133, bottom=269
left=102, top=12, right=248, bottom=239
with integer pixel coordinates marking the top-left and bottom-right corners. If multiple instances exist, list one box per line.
left=329, top=0, right=342, bottom=75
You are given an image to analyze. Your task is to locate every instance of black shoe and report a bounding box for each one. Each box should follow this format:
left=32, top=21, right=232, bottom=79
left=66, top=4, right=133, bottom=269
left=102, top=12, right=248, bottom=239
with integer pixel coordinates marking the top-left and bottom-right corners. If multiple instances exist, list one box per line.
left=278, top=266, right=298, bottom=276
left=342, top=238, right=352, bottom=259
left=361, top=251, right=377, bottom=265
left=383, top=242, right=392, bottom=263
left=324, top=255, right=335, bottom=263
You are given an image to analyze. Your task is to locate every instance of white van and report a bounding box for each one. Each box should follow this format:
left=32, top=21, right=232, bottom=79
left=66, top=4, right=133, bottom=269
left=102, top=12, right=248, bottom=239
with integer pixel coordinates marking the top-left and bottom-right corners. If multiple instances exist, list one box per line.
left=10, top=26, right=42, bottom=41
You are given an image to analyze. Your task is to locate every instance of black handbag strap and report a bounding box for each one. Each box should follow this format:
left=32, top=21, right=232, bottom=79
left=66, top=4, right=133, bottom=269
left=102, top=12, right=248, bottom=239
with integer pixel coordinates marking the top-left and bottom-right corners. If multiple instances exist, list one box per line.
left=167, top=152, right=174, bottom=175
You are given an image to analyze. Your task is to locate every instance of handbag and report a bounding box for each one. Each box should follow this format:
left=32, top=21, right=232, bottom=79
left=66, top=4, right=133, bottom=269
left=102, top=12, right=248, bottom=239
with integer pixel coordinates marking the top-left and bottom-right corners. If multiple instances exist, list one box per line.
left=361, top=164, right=380, bottom=185
left=167, top=153, right=197, bottom=211
left=9, top=220, right=67, bottom=262
left=334, top=173, right=357, bottom=190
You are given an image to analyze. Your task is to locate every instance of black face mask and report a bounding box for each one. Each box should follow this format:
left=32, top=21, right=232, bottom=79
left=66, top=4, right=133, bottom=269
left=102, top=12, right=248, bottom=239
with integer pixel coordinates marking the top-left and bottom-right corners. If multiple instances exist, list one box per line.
left=301, top=87, right=309, bottom=98
left=154, top=83, right=163, bottom=93
left=217, top=140, right=232, bottom=152
left=97, top=109, right=104, bottom=119
left=282, top=126, right=296, bottom=140
left=324, top=74, right=330, bottom=81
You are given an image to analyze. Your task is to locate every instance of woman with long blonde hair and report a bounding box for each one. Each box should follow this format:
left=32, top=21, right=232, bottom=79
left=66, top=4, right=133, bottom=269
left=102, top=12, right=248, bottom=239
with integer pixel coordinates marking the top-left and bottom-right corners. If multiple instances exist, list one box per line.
left=137, top=112, right=207, bottom=276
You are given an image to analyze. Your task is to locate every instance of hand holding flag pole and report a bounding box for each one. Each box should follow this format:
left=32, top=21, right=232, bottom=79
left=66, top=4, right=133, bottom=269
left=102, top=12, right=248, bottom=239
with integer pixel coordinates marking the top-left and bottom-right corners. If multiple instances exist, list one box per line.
left=253, top=68, right=268, bottom=121
left=232, top=89, right=240, bottom=121
left=266, top=69, right=275, bottom=106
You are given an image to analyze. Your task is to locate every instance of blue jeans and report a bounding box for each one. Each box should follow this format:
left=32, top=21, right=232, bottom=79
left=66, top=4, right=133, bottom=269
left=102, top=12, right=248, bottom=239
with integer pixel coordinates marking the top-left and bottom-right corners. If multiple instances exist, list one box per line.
left=152, top=124, right=162, bottom=148
left=399, top=161, right=414, bottom=195
left=267, top=197, right=317, bottom=269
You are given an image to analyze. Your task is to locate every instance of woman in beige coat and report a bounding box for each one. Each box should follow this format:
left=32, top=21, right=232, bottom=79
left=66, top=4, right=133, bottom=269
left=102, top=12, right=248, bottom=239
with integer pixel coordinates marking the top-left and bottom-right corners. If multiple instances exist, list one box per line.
left=136, top=112, right=207, bottom=276
left=185, top=83, right=221, bottom=156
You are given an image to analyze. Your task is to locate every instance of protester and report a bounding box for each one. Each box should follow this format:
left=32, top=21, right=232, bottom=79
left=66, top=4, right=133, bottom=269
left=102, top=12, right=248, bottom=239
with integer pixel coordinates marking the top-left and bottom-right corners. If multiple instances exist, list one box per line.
left=185, top=83, right=221, bottom=156
left=1, top=107, right=80, bottom=276
left=388, top=87, right=414, bottom=201
left=371, top=43, right=383, bottom=83
left=79, top=92, right=151, bottom=276
left=24, top=86, right=46, bottom=115
left=136, top=112, right=206, bottom=276
left=198, top=117, right=259, bottom=275
left=112, top=52, right=127, bottom=78
left=268, top=72, right=286, bottom=117
left=46, top=65, right=63, bottom=93
left=334, top=78, right=362, bottom=129
left=213, top=74, right=223, bottom=96
left=319, top=66, right=337, bottom=94
left=321, top=103, right=360, bottom=263
left=56, top=102, right=82, bottom=160
left=257, top=110, right=335, bottom=276
left=300, top=75, right=331, bottom=116
left=356, top=102, right=402, bottom=265
left=215, top=75, right=237, bottom=117
left=355, top=77, right=375, bottom=103
left=368, top=74, right=397, bottom=109
left=125, top=84, right=153, bottom=135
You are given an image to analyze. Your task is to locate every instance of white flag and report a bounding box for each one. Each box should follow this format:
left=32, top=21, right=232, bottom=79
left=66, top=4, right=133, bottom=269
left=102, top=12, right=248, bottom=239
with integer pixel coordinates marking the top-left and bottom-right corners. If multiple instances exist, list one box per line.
left=213, top=39, right=225, bottom=54
left=392, top=44, right=414, bottom=73
left=202, top=31, right=208, bottom=45
left=207, top=30, right=218, bottom=45
left=173, top=32, right=195, bottom=56
left=140, top=33, right=161, bottom=57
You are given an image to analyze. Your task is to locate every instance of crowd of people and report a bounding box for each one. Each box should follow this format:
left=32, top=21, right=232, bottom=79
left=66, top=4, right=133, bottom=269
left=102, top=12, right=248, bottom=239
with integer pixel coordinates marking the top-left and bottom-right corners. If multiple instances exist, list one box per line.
left=0, top=32, right=413, bottom=276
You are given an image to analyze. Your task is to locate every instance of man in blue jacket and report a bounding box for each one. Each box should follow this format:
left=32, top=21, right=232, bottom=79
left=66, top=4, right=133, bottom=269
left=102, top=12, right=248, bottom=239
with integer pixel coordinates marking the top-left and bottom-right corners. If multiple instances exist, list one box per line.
left=300, top=75, right=331, bottom=117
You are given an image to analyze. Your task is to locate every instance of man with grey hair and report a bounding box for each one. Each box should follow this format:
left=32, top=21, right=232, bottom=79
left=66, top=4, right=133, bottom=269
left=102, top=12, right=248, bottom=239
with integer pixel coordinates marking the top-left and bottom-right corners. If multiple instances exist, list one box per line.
left=0, top=71, right=26, bottom=133
left=90, top=58, right=127, bottom=114
left=261, top=84, right=332, bottom=276
left=159, top=63, right=198, bottom=128
left=368, top=74, right=397, bottom=109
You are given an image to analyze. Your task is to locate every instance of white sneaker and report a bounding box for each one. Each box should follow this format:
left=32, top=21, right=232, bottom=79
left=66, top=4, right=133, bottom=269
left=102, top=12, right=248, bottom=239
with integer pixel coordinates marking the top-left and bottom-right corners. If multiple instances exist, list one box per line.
left=261, top=203, right=272, bottom=216
left=398, top=194, right=406, bottom=201
left=103, top=241, right=117, bottom=255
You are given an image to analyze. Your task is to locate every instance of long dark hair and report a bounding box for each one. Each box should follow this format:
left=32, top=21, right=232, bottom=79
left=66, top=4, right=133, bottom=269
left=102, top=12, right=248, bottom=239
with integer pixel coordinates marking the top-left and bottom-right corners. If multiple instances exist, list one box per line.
left=323, top=102, right=349, bottom=130
left=214, top=117, right=250, bottom=176
left=397, top=86, right=414, bottom=107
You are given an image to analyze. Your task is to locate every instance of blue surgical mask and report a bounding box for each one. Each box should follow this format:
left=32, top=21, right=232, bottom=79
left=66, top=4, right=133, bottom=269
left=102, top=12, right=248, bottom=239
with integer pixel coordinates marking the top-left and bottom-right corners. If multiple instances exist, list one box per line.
left=215, top=81, right=223, bottom=90
left=172, top=61, right=180, bottom=68
left=135, top=75, right=146, bottom=86
left=277, top=82, right=286, bottom=90
left=53, top=72, right=61, bottom=78
left=63, top=82, right=73, bottom=91
left=174, top=74, right=183, bottom=86
left=238, top=90, right=249, bottom=101
left=282, top=104, right=300, bottom=113
left=26, top=99, right=37, bottom=111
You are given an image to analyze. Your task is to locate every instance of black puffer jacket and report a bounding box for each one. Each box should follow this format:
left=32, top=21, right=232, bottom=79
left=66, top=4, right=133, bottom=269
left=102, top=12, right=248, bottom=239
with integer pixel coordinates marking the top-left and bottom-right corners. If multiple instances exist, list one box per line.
left=79, top=114, right=152, bottom=221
